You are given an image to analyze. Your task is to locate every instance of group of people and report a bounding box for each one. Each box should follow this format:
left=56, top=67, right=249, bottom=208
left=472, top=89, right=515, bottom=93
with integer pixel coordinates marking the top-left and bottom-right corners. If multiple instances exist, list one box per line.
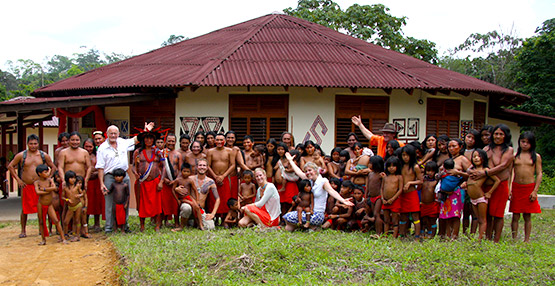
left=5, top=114, right=543, bottom=244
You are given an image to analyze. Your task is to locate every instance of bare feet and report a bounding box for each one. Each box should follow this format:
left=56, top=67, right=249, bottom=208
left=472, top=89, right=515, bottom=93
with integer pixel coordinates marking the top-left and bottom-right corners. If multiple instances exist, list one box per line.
left=70, top=236, right=80, bottom=242
left=18, top=233, right=27, bottom=238
left=38, top=241, right=46, bottom=246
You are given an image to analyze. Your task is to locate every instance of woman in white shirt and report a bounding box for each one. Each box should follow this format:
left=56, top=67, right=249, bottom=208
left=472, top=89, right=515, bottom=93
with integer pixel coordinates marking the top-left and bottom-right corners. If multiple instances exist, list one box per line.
left=239, top=168, right=281, bottom=228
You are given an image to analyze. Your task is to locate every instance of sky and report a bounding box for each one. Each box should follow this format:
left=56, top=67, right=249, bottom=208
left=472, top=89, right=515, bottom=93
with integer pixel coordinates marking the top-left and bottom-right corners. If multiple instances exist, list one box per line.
left=0, top=0, right=553, bottom=71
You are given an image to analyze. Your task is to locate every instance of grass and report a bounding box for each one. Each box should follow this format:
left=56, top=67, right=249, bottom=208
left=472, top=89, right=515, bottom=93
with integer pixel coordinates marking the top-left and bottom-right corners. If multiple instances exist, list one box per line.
left=110, top=210, right=555, bottom=285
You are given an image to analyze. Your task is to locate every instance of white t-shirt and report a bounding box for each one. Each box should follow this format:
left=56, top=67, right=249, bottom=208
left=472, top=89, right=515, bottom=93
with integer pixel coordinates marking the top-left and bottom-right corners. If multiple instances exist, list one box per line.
left=312, top=175, right=328, bottom=213
left=96, top=137, right=135, bottom=173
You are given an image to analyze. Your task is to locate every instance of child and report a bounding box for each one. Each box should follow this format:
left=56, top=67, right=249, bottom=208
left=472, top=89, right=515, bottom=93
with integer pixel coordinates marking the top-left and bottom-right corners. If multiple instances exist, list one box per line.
left=62, top=170, right=82, bottom=242
left=295, top=179, right=314, bottom=229
left=462, top=129, right=480, bottom=234
left=277, top=146, right=299, bottom=217
left=420, top=161, right=440, bottom=238
left=399, top=145, right=422, bottom=239
left=239, top=170, right=256, bottom=207
left=223, top=198, right=240, bottom=228
left=312, top=149, right=327, bottom=176
left=327, top=178, right=341, bottom=215
left=366, top=155, right=384, bottom=234
left=109, top=169, right=129, bottom=232
left=438, top=158, right=464, bottom=239
left=339, top=149, right=350, bottom=181
left=465, top=149, right=500, bottom=240
left=246, top=144, right=265, bottom=170
left=34, top=164, right=66, bottom=245
left=0, top=157, right=8, bottom=199
left=172, top=163, right=203, bottom=231
left=347, top=186, right=366, bottom=231
left=510, top=131, right=542, bottom=242
left=326, top=147, right=342, bottom=180
left=323, top=180, right=354, bottom=230
left=381, top=156, right=403, bottom=238
left=75, top=176, right=91, bottom=238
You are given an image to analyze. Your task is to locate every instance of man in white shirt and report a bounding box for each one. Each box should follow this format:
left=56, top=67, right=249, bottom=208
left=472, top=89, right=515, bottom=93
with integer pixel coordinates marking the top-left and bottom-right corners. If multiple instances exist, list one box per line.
left=96, top=122, right=154, bottom=233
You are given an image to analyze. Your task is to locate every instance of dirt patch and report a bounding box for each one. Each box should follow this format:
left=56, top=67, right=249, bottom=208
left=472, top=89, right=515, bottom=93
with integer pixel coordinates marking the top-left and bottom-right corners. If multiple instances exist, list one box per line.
left=0, top=224, right=119, bottom=285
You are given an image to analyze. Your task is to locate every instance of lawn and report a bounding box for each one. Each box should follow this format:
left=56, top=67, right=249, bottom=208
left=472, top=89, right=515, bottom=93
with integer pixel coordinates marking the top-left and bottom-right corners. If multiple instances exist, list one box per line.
left=111, top=210, right=555, bottom=285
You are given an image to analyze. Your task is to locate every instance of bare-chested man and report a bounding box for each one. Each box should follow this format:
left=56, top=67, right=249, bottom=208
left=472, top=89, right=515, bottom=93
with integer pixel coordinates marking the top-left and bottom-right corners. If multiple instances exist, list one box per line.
left=185, top=140, right=206, bottom=175
left=469, top=124, right=514, bottom=243
left=54, top=132, right=70, bottom=166
left=133, top=132, right=165, bottom=232
left=178, top=134, right=191, bottom=163
left=161, top=134, right=182, bottom=227
left=207, top=134, right=236, bottom=219
left=58, top=132, right=91, bottom=188
left=8, top=134, right=57, bottom=238
left=225, top=131, right=250, bottom=200
left=181, top=158, right=218, bottom=229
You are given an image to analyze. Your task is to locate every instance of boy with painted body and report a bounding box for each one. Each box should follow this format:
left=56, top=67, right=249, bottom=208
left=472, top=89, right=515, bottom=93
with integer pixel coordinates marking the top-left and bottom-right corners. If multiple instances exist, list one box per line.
left=109, top=169, right=129, bottom=232
left=34, top=164, right=66, bottom=245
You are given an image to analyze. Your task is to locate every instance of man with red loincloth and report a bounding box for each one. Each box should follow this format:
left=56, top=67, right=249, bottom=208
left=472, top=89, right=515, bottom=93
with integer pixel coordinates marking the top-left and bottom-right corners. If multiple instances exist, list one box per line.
left=8, top=134, right=57, bottom=238
left=207, top=134, right=235, bottom=222
left=161, top=133, right=182, bottom=227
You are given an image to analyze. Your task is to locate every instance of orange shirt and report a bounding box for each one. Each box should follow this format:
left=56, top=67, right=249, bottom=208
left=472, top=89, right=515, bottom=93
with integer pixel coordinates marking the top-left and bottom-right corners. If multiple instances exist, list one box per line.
left=370, top=135, right=405, bottom=158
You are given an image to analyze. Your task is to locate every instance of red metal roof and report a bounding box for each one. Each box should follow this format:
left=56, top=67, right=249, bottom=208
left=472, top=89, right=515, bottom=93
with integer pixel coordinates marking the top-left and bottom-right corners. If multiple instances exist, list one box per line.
left=32, top=13, right=526, bottom=100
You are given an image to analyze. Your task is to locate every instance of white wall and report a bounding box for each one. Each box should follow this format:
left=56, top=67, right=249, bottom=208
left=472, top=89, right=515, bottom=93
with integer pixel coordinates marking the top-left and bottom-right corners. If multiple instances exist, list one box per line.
left=175, top=87, right=229, bottom=136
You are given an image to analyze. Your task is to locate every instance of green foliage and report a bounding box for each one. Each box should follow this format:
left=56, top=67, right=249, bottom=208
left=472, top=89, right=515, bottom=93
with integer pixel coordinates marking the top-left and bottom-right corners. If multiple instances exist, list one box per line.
left=284, top=0, right=438, bottom=64
left=539, top=175, right=555, bottom=195
left=111, top=212, right=555, bottom=285
left=161, top=34, right=186, bottom=47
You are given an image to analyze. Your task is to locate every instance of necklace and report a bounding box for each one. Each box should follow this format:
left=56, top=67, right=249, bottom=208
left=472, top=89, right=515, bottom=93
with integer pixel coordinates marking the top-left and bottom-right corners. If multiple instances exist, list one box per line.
left=142, top=149, right=155, bottom=163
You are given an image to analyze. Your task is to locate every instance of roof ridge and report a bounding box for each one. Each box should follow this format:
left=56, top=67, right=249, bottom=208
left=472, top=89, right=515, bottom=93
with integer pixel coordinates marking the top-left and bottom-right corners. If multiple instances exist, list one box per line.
left=280, top=15, right=431, bottom=88
left=194, top=14, right=279, bottom=85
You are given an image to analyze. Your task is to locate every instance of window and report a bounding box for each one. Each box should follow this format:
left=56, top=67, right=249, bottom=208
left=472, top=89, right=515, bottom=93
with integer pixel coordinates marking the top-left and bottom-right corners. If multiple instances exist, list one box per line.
left=130, top=98, right=176, bottom=135
left=229, top=94, right=288, bottom=145
left=474, top=101, right=487, bottom=130
left=335, top=95, right=389, bottom=152
left=426, top=98, right=460, bottom=139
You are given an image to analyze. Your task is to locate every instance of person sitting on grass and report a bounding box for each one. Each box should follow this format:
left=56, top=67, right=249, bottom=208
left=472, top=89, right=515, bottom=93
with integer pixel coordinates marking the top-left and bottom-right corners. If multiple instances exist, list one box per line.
left=238, top=168, right=281, bottom=228
left=322, top=180, right=354, bottom=230
left=109, top=169, right=130, bottom=233
left=347, top=185, right=367, bottom=231
left=172, top=163, right=204, bottom=231
left=34, top=164, right=66, bottom=245
left=224, top=198, right=241, bottom=228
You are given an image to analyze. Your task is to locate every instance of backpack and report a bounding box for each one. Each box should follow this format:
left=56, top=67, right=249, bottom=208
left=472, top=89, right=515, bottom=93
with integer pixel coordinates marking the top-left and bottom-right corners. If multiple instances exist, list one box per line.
left=18, top=150, right=46, bottom=178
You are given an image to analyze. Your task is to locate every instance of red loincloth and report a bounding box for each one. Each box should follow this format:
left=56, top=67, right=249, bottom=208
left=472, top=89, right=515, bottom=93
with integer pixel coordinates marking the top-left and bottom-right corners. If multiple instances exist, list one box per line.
left=230, top=175, right=239, bottom=202
left=279, top=181, right=299, bottom=204
left=161, top=183, right=178, bottom=215
left=370, top=195, right=381, bottom=204
left=509, top=182, right=541, bottom=214
left=420, top=201, right=440, bottom=218
left=211, top=176, right=231, bottom=214
left=138, top=177, right=162, bottom=218
left=40, top=204, right=49, bottom=237
left=245, top=204, right=279, bottom=227
left=86, top=178, right=105, bottom=216
left=400, top=190, right=420, bottom=213
left=115, top=204, right=126, bottom=225
left=22, top=184, right=38, bottom=214
left=382, top=197, right=401, bottom=213
left=485, top=180, right=509, bottom=218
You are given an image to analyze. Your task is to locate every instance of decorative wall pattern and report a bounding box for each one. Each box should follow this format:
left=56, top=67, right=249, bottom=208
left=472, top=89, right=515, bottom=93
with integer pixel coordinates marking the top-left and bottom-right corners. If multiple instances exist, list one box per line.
left=180, top=116, right=225, bottom=136
left=302, top=115, right=328, bottom=145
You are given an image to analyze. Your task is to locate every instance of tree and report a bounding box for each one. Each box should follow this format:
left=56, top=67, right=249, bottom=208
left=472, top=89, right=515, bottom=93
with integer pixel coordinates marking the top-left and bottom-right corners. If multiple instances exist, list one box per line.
left=161, top=35, right=186, bottom=47
left=284, top=0, right=438, bottom=63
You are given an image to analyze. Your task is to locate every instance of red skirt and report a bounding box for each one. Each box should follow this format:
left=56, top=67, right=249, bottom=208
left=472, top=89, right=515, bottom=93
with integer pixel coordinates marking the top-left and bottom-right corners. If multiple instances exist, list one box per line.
left=382, top=197, right=401, bottom=213
left=369, top=195, right=381, bottom=204
left=211, top=176, right=231, bottom=214
left=400, top=190, right=420, bottom=213
left=22, top=184, right=38, bottom=214
left=161, top=183, right=178, bottom=215
left=509, top=182, right=541, bottom=214
left=230, top=175, right=239, bottom=202
left=138, top=177, right=162, bottom=218
left=40, top=204, right=50, bottom=237
left=279, top=181, right=298, bottom=203
left=115, top=204, right=126, bottom=225
left=245, top=204, right=279, bottom=227
left=420, top=201, right=440, bottom=218
left=486, top=180, right=509, bottom=218
left=86, top=178, right=105, bottom=216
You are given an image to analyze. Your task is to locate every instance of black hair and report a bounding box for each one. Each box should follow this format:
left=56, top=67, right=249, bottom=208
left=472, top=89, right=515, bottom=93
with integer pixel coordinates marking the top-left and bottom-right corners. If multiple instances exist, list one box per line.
left=393, top=147, right=403, bottom=158
left=64, top=170, right=76, bottom=185
left=314, top=143, right=325, bottom=156
left=35, top=164, right=49, bottom=175
left=69, top=131, right=81, bottom=140
left=346, top=132, right=359, bottom=142
left=479, top=125, right=494, bottom=148
left=254, top=144, right=266, bottom=153
left=339, top=149, right=350, bottom=159
left=179, top=133, right=191, bottom=142
left=421, top=134, right=438, bottom=153
left=166, top=133, right=176, bottom=141
left=181, top=162, right=192, bottom=170
left=242, top=169, right=254, bottom=177
left=401, top=145, right=417, bottom=171
left=275, top=143, right=289, bottom=160
left=424, top=161, right=439, bottom=174
left=298, top=179, right=312, bottom=192
left=408, top=140, right=421, bottom=153
left=330, top=147, right=342, bottom=162
left=227, top=198, right=238, bottom=208
left=353, top=142, right=363, bottom=150
left=289, top=150, right=301, bottom=164
left=464, top=129, right=480, bottom=150
left=353, top=184, right=365, bottom=193
left=516, top=131, right=537, bottom=164
left=384, top=156, right=402, bottom=175
left=443, top=158, right=455, bottom=170
left=206, top=131, right=217, bottom=138
left=27, top=134, right=40, bottom=143
left=295, top=143, right=304, bottom=151
left=243, top=135, right=254, bottom=143
left=83, top=138, right=96, bottom=155
left=385, top=140, right=400, bottom=160
left=75, top=175, right=85, bottom=186
left=489, top=124, right=512, bottom=153
left=438, top=135, right=450, bottom=143
left=57, top=132, right=70, bottom=142
left=369, top=155, right=385, bottom=173
left=449, top=138, right=465, bottom=156
left=329, top=178, right=341, bottom=189
left=225, top=130, right=236, bottom=137
left=113, top=168, right=126, bottom=177
left=341, top=179, right=355, bottom=189
left=0, top=157, right=6, bottom=165
left=471, top=149, right=489, bottom=168
left=302, top=140, right=316, bottom=156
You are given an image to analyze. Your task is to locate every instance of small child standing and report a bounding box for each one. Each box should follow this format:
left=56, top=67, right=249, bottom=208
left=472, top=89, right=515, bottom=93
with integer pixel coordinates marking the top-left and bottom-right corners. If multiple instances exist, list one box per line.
left=295, top=179, right=314, bottom=229
left=62, top=170, right=82, bottom=242
left=34, top=164, right=66, bottom=245
left=420, top=161, right=440, bottom=238
left=239, top=170, right=256, bottom=207
left=366, top=156, right=384, bottom=234
left=381, top=156, right=403, bottom=238
left=466, top=149, right=500, bottom=240
left=109, top=169, right=129, bottom=232
left=172, top=163, right=203, bottom=231
left=399, top=145, right=423, bottom=239
left=224, top=198, right=241, bottom=228
left=510, top=131, right=542, bottom=242
left=76, top=176, right=91, bottom=238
